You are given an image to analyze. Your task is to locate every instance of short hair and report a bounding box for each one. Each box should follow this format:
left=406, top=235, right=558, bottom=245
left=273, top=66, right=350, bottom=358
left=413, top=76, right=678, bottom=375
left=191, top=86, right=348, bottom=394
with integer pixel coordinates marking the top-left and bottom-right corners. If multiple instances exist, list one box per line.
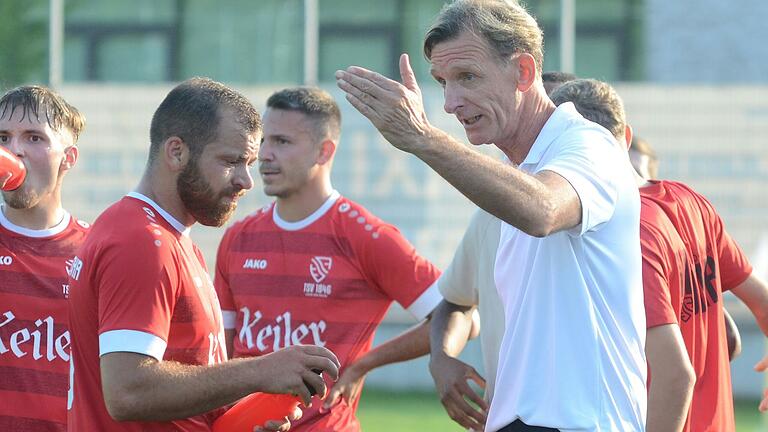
left=0, top=85, right=85, bottom=143
left=424, top=0, right=544, bottom=74
left=630, top=135, right=657, bottom=160
left=266, top=87, right=341, bottom=141
left=149, top=77, right=262, bottom=162
left=542, top=71, right=577, bottom=86
left=549, top=79, right=626, bottom=140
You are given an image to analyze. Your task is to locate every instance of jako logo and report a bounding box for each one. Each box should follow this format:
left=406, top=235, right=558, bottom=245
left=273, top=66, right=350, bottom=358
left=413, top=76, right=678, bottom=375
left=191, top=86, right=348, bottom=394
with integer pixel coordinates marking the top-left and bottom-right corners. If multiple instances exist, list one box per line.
left=243, top=258, right=268, bottom=270
left=0, top=256, right=12, bottom=265
left=310, top=256, right=332, bottom=283
left=66, top=256, right=83, bottom=281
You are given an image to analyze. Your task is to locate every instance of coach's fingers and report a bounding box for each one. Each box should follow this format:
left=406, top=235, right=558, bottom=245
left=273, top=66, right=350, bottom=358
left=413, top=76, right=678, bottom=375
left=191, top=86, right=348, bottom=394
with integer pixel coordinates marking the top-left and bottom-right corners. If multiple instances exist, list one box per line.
left=399, top=54, right=420, bottom=94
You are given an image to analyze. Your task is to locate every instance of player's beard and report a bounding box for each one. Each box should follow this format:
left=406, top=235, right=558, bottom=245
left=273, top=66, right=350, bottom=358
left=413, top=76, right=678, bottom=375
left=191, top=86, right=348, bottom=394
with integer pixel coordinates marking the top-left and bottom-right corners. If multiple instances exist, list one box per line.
left=177, top=157, right=243, bottom=227
left=2, top=186, right=39, bottom=210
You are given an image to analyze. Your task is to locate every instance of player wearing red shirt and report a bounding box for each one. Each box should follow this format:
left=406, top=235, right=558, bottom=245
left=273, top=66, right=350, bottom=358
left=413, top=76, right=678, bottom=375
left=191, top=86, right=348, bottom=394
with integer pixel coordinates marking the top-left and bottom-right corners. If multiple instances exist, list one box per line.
left=215, top=87, right=442, bottom=432
left=551, top=78, right=768, bottom=432
left=67, top=78, right=340, bottom=432
left=0, top=86, right=86, bottom=431
left=640, top=180, right=752, bottom=432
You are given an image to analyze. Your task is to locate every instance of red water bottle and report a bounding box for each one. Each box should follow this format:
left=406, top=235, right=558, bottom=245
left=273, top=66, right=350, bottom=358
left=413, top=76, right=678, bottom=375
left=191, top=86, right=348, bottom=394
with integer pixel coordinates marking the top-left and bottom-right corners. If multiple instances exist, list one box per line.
left=212, top=393, right=302, bottom=432
left=0, top=146, right=26, bottom=191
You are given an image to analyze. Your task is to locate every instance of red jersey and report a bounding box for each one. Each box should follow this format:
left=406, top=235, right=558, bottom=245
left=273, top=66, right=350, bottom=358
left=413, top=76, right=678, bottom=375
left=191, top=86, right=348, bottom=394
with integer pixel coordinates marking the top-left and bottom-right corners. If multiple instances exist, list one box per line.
left=67, top=193, right=227, bottom=432
left=640, top=180, right=751, bottom=432
left=0, top=209, right=88, bottom=431
left=215, top=192, right=441, bottom=432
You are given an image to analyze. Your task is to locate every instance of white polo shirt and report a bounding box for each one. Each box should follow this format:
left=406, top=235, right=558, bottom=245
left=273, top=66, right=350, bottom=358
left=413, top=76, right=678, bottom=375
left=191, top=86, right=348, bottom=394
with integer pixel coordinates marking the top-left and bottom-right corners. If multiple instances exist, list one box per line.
left=486, top=103, right=647, bottom=432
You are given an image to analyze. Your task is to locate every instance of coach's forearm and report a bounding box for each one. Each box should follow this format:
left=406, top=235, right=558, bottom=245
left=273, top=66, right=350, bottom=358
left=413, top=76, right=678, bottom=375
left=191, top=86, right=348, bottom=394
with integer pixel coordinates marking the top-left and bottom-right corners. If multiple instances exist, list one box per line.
left=101, top=352, right=261, bottom=422
left=412, top=129, right=576, bottom=236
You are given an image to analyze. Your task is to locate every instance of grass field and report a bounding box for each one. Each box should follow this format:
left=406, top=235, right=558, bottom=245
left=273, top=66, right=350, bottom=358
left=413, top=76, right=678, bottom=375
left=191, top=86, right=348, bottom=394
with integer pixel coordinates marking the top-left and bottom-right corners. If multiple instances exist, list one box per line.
left=357, top=389, right=766, bottom=431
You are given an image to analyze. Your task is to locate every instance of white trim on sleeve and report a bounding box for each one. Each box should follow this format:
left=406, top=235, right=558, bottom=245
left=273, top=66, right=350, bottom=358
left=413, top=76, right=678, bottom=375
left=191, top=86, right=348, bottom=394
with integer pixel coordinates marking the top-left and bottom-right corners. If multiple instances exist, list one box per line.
left=99, top=329, right=167, bottom=361
left=405, top=281, right=442, bottom=320
left=222, top=311, right=237, bottom=330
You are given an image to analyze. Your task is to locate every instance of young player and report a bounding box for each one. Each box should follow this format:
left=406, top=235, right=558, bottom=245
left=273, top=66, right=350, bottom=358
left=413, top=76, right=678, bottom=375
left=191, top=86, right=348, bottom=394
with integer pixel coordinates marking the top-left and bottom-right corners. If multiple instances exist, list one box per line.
left=215, top=87, right=442, bottom=431
left=0, top=85, right=88, bottom=431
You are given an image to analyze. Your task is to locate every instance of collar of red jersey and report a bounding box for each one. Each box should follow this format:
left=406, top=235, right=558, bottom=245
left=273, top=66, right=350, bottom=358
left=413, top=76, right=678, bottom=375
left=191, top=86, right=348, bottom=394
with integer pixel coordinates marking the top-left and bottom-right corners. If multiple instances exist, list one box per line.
left=273, top=190, right=341, bottom=231
left=126, top=191, right=190, bottom=236
left=0, top=204, right=71, bottom=238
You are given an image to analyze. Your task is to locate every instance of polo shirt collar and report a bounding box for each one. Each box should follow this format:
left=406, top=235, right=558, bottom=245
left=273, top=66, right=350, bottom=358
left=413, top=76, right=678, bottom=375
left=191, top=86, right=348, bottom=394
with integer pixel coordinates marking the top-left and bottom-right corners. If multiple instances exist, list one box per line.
left=521, top=102, right=579, bottom=167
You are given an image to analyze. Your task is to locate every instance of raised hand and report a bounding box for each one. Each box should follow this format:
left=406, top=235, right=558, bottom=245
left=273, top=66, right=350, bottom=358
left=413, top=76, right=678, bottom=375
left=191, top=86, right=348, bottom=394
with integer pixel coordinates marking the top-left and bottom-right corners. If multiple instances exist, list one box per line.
left=336, top=54, right=435, bottom=154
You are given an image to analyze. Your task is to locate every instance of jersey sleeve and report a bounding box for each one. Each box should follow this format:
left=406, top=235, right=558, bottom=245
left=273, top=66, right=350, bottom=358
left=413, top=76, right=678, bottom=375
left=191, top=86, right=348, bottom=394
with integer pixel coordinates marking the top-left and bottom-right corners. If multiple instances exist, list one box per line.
left=214, top=226, right=238, bottom=330
left=705, top=201, right=753, bottom=290
left=640, top=221, right=678, bottom=328
left=357, top=223, right=441, bottom=320
left=438, top=210, right=483, bottom=307
left=96, top=229, right=180, bottom=361
left=538, top=128, right=622, bottom=236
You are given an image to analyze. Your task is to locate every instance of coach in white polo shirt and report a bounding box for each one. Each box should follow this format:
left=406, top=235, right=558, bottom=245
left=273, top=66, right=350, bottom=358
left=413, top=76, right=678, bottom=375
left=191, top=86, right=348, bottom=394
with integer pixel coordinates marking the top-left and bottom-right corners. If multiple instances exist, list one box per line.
left=336, top=1, right=646, bottom=431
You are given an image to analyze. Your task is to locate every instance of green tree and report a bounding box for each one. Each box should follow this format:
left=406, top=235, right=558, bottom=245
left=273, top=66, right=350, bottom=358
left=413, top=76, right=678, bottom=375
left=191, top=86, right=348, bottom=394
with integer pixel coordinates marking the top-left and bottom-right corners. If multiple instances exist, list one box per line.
left=0, top=0, right=49, bottom=90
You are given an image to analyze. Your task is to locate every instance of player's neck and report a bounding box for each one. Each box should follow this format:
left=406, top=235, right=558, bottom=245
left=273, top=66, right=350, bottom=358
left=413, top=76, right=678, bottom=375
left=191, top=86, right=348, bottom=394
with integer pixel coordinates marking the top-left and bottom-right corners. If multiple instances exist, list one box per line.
left=135, top=174, right=195, bottom=227
left=2, top=200, right=66, bottom=231
left=275, top=180, right=334, bottom=223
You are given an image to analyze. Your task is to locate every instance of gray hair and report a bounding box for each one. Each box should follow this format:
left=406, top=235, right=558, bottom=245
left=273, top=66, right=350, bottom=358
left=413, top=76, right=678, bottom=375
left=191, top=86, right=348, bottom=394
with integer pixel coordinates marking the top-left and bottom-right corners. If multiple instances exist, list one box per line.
left=423, top=0, right=544, bottom=74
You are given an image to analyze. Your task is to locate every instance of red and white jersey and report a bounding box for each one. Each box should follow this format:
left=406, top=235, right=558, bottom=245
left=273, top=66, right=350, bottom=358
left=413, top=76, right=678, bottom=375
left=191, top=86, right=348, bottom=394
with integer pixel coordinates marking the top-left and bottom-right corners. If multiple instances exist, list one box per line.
left=0, top=207, right=88, bottom=431
left=640, top=180, right=752, bottom=432
left=215, top=191, right=441, bottom=432
left=67, top=192, right=227, bottom=432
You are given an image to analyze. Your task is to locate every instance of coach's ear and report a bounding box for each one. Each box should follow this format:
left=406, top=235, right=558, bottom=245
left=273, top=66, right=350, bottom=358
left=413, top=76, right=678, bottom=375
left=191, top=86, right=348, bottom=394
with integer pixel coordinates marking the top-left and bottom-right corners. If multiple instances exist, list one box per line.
left=163, top=136, right=189, bottom=172
left=515, top=53, right=538, bottom=93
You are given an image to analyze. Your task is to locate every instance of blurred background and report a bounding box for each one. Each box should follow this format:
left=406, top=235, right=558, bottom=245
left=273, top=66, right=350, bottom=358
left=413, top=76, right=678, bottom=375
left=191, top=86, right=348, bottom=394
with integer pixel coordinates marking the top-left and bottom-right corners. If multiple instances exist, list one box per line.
left=2, top=0, right=767, bottom=430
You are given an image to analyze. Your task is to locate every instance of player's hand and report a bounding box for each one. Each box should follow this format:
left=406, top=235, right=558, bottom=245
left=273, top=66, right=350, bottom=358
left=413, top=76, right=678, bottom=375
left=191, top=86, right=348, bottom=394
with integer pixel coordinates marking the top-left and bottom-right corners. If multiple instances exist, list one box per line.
left=253, top=405, right=303, bottom=432
left=336, top=53, right=435, bottom=154
left=429, top=353, right=488, bottom=430
left=251, top=345, right=340, bottom=406
left=755, top=354, right=768, bottom=411
left=323, top=362, right=367, bottom=410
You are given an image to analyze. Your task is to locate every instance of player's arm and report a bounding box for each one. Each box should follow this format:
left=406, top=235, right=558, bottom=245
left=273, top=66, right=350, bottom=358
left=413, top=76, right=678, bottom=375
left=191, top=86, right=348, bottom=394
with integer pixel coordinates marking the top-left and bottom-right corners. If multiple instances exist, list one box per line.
left=324, top=315, right=432, bottom=409
left=100, top=345, right=340, bottom=422
left=429, top=299, right=487, bottom=430
left=729, top=272, right=768, bottom=411
left=323, top=306, right=480, bottom=411
left=730, top=273, right=768, bottom=336
left=645, top=324, right=696, bottom=432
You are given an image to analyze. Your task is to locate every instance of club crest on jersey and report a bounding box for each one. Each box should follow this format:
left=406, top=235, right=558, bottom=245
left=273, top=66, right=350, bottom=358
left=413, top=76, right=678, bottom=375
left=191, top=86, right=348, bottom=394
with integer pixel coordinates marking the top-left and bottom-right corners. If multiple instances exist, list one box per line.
left=66, top=256, right=83, bottom=281
left=309, top=256, right=332, bottom=283
left=304, top=256, right=333, bottom=298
